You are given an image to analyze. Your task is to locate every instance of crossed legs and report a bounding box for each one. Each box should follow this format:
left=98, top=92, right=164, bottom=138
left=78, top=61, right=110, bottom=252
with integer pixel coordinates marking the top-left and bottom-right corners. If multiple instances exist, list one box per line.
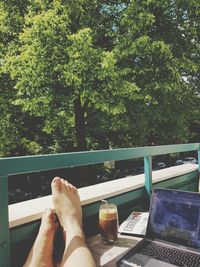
left=23, top=177, right=96, bottom=267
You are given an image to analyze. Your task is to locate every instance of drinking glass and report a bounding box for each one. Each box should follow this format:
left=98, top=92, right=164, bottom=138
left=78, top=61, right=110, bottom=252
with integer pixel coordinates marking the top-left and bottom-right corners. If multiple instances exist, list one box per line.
left=99, top=203, right=118, bottom=244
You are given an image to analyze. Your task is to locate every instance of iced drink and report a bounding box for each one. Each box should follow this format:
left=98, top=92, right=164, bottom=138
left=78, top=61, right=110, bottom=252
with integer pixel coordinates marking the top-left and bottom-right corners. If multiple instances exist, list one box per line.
left=99, top=203, right=118, bottom=244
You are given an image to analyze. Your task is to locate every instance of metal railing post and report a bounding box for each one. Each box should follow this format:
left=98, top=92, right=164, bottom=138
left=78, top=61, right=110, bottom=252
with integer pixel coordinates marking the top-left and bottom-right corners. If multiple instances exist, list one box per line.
left=0, top=143, right=199, bottom=266
left=0, top=176, right=10, bottom=267
left=144, top=156, right=152, bottom=197
left=198, top=147, right=200, bottom=188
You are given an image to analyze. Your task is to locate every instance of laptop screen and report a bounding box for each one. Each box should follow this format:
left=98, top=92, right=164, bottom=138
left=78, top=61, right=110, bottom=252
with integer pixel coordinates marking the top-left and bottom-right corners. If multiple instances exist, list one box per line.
left=147, top=188, right=200, bottom=250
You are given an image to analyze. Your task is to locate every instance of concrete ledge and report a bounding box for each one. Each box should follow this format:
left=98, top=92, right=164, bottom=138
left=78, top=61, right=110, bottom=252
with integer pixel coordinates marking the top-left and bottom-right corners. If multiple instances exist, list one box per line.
left=9, top=164, right=198, bottom=228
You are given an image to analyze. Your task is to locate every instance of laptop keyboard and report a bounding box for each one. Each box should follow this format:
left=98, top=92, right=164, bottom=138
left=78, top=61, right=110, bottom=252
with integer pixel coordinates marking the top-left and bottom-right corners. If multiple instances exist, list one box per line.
left=139, top=241, right=200, bottom=267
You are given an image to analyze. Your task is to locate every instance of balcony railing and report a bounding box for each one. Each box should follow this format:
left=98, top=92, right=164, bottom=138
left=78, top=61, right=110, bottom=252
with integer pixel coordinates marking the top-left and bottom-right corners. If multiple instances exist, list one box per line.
left=0, top=143, right=200, bottom=267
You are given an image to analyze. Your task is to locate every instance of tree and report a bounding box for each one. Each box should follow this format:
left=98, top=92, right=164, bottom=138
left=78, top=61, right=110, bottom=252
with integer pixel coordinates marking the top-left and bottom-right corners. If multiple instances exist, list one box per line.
left=0, top=0, right=41, bottom=156
left=6, top=1, right=135, bottom=151
left=1, top=0, right=199, bottom=156
left=114, top=0, right=200, bottom=145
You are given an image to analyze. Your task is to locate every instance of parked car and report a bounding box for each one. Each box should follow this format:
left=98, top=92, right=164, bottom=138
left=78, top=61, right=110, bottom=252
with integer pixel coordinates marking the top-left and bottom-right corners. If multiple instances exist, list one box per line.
left=182, top=157, right=197, bottom=164
left=175, top=159, right=183, bottom=165
left=152, top=162, right=166, bottom=170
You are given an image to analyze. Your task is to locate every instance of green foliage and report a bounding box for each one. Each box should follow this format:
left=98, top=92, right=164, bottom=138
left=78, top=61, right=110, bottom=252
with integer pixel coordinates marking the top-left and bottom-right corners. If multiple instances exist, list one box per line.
left=0, top=0, right=199, bottom=156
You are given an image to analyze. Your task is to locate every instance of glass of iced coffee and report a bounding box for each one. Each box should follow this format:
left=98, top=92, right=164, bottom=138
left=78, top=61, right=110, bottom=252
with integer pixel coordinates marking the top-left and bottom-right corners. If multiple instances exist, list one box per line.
left=99, top=202, right=118, bottom=244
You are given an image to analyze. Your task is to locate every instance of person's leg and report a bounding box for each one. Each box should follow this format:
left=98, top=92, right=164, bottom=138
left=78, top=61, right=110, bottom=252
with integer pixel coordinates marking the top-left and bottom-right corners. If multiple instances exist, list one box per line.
left=23, top=209, right=57, bottom=267
left=51, top=177, right=96, bottom=267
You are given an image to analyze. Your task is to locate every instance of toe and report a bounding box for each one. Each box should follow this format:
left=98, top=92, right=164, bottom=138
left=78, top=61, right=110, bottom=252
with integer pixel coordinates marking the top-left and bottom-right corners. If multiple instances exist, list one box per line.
left=43, top=209, right=54, bottom=222
left=44, top=208, right=52, bottom=217
left=63, top=180, right=72, bottom=191
left=70, top=184, right=77, bottom=194
left=65, top=181, right=75, bottom=192
left=51, top=177, right=62, bottom=194
left=60, top=178, right=71, bottom=193
left=48, top=209, right=56, bottom=220
left=60, top=178, right=65, bottom=183
left=66, top=182, right=72, bottom=192
left=73, top=186, right=78, bottom=194
left=40, top=209, right=57, bottom=232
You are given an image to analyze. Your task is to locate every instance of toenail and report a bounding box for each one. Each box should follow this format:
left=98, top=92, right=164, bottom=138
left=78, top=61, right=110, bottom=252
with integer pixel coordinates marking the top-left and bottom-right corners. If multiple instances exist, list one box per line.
left=53, top=177, right=60, bottom=183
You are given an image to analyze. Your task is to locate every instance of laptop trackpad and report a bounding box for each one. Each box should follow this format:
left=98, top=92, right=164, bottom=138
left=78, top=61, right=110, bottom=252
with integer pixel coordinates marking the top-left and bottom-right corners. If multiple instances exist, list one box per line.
left=144, top=259, right=177, bottom=267
left=123, top=253, right=177, bottom=267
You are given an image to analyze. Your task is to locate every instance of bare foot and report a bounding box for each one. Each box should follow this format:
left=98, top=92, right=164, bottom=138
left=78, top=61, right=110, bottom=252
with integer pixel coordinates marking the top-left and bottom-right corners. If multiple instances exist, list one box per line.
left=51, top=177, right=96, bottom=267
left=51, top=177, right=83, bottom=241
left=23, top=209, right=57, bottom=267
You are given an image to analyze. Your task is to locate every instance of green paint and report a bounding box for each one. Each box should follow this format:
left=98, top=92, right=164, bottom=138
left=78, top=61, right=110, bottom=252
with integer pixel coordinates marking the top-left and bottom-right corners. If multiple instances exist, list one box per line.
left=10, top=221, right=40, bottom=245
left=154, top=171, right=198, bottom=190
left=0, top=144, right=199, bottom=176
left=0, top=176, right=10, bottom=267
left=0, top=143, right=199, bottom=267
left=10, top=171, right=198, bottom=243
left=10, top=170, right=199, bottom=267
left=144, top=156, right=152, bottom=196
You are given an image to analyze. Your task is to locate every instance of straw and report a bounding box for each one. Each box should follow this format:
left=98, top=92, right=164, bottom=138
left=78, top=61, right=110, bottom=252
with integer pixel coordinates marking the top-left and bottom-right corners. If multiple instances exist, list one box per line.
left=101, top=199, right=108, bottom=212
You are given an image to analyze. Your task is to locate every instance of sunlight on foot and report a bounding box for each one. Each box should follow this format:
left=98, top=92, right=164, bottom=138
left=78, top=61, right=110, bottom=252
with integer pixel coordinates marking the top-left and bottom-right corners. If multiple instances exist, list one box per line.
left=51, top=177, right=96, bottom=267
left=51, top=177, right=83, bottom=238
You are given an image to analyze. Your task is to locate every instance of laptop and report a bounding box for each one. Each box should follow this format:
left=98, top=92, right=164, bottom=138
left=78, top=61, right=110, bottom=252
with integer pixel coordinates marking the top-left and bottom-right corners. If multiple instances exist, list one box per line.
left=117, top=188, right=200, bottom=267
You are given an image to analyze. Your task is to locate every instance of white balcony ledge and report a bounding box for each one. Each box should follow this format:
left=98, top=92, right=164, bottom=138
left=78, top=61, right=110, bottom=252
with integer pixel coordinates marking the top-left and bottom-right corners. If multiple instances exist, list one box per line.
left=9, top=164, right=198, bottom=228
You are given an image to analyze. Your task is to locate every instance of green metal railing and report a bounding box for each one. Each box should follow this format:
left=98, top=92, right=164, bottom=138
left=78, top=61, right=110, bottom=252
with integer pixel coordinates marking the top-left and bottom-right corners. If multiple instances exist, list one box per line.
left=0, top=143, right=200, bottom=267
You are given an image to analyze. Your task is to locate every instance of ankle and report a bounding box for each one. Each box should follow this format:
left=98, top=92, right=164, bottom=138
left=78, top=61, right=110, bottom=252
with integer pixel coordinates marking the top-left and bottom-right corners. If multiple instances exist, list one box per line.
left=62, top=215, right=82, bottom=228
left=62, top=221, right=84, bottom=240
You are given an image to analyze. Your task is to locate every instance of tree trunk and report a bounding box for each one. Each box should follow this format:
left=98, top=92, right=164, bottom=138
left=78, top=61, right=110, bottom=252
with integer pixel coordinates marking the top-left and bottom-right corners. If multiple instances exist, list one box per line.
left=74, top=95, right=87, bottom=151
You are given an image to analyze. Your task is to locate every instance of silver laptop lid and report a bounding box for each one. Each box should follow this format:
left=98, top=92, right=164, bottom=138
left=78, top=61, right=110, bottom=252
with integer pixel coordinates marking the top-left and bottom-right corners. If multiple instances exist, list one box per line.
left=146, top=188, right=200, bottom=250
